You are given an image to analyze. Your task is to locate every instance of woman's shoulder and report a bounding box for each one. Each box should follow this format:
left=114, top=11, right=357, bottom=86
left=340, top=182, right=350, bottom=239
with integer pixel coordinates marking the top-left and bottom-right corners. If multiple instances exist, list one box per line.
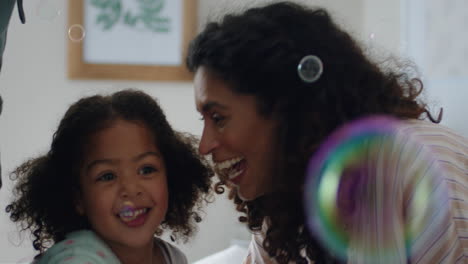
left=155, top=237, right=188, bottom=264
left=395, top=118, right=468, bottom=160
left=398, top=119, right=467, bottom=143
left=34, top=230, right=120, bottom=264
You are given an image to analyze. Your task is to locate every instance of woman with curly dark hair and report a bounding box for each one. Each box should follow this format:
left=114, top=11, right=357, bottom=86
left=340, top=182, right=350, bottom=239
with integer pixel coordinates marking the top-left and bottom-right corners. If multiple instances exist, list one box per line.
left=5, top=89, right=213, bottom=263
left=187, top=2, right=468, bottom=264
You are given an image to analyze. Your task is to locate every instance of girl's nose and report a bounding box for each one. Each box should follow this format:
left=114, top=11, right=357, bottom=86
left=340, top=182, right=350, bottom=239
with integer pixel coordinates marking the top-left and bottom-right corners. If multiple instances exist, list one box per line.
left=119, top=177, right=143, bottom=198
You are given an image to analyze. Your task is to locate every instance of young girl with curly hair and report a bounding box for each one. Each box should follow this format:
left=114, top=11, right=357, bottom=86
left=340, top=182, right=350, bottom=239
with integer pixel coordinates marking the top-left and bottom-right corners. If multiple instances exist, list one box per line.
left=6, top=89, right=213, bottom=264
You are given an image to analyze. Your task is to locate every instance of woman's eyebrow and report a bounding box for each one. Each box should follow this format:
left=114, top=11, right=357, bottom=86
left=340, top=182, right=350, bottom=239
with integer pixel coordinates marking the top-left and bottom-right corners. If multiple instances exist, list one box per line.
left=201, top=101, right=228, bottom=113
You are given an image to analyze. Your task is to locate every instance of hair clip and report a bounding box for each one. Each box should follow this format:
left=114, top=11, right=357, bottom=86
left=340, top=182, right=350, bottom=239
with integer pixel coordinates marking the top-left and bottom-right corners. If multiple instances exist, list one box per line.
left=297, top=55, right=323, bottom=83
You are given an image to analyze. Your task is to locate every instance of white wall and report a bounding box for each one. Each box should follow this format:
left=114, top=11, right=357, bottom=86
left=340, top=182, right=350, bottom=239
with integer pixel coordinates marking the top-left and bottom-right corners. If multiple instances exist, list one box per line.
left=362, top=0, right=401, bottom=54
left=0, top=0, right=365, bottom=263
left=365, top=0, right=468, bottom=137
left=401, top=0, right=468, bottom=136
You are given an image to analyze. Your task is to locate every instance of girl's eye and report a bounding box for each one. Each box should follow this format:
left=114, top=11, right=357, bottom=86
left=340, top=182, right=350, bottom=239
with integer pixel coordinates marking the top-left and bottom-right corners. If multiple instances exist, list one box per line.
left=97, top=172, right=116, bottom=182
left=138, top=166, right=157, bottom=175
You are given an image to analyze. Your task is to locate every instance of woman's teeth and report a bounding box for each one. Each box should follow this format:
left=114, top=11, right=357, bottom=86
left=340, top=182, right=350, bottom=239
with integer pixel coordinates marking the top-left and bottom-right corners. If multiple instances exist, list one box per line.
left=229, top=169, right=243, bottom=179
left=215, top=157, right=243, bottom=170
left=214, top=157, right=245, bottom=181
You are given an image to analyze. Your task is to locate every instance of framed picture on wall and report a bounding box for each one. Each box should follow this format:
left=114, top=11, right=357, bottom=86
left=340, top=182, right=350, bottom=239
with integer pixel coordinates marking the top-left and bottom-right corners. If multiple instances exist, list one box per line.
left=67, top=0, right=197, bottom=81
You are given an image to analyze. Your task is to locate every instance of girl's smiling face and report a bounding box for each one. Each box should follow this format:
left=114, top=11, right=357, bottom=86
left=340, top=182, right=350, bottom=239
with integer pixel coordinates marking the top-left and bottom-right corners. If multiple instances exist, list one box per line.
left=76, top=119, right=168, bottom=252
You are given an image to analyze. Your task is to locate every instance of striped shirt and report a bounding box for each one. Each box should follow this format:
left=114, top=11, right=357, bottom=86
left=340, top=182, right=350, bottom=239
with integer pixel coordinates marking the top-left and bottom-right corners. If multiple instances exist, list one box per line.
left=243, top=119, right=468, bottom=264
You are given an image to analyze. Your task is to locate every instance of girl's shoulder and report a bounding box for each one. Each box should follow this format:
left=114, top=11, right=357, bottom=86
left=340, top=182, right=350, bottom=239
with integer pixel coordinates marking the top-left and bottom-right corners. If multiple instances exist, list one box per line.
left=155, top=237, right=188, bottom=264
left=34, top=230, right=120, bottom=264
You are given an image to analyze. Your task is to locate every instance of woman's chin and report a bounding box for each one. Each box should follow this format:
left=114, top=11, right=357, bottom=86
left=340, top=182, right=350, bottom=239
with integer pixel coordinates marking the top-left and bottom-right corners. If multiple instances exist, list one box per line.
left=236, top=187, right=264, bottom=201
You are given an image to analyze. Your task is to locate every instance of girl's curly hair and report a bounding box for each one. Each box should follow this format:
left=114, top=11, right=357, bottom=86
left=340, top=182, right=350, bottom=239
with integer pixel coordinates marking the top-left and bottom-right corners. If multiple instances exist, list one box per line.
left=5, top=89, right=214, bottom=253
left=187, top=2, right=440, bottom=263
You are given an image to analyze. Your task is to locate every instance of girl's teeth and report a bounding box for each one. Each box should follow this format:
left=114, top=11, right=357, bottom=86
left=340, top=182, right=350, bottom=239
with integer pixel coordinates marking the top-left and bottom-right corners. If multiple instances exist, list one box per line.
left=120, top=208, right=147, bottom=221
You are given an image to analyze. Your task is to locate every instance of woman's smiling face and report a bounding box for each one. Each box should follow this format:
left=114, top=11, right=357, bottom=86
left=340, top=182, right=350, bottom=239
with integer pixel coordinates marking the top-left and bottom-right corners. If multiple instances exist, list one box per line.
left=194, top=67, right=278, bottom=201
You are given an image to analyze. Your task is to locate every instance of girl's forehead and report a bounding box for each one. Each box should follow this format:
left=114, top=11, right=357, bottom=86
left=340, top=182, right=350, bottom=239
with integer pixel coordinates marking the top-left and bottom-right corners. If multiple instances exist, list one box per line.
left=84, top=120, right=159, bottom=154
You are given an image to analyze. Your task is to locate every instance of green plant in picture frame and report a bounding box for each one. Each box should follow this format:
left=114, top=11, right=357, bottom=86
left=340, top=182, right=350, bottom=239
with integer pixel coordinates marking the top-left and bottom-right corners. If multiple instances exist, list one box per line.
left=90, top=0, right=171, bottom=32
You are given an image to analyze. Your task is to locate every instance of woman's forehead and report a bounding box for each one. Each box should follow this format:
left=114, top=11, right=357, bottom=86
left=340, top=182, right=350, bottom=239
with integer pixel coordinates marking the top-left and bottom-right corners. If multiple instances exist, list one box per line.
left=194, top=67, right=237, bottom=110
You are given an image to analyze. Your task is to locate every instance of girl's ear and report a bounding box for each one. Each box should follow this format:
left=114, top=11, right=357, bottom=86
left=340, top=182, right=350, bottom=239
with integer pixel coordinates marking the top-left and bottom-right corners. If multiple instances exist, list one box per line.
left=74, top=191, right=85, bottom=215
left=75, top=202, right=84, bottom=215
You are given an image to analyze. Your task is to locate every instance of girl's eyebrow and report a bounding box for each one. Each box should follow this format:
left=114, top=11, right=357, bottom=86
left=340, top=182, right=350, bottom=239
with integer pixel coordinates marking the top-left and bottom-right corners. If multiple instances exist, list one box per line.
left=132, top=151, right=161, bottom=162
left=85, top=152, right=161, bottom=173
left=85, top=159, right=118, bottom=174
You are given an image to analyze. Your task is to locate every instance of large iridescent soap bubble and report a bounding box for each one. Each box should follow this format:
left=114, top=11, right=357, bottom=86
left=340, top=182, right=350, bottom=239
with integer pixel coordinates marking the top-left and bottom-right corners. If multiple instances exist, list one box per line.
left=304, top=115, right=448, bottom=263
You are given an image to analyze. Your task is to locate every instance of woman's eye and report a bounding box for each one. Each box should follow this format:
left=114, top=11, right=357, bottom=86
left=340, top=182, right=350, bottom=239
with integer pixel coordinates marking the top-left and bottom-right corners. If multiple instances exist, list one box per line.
left=211, top=113, right=226, bottom=126
left=97, top=172, right=116, bottom=182
left=139, top=166, right=157, bottom=175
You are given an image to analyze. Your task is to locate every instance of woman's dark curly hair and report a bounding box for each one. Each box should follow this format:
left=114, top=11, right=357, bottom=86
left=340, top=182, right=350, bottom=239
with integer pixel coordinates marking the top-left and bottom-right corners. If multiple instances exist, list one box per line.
left=187, top=2, right=440, bottom=263
left=5, top=89, right=214, bottom=253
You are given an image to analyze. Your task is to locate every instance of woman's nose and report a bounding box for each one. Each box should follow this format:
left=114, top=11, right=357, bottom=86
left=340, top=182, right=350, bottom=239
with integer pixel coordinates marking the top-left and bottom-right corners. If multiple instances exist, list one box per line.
left=198, top=126, right=219, bottom=155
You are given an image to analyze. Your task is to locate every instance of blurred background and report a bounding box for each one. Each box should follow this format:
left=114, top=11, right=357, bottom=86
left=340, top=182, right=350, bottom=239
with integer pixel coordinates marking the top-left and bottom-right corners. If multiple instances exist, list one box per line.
left=0, top=0, right=466, bottom=263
